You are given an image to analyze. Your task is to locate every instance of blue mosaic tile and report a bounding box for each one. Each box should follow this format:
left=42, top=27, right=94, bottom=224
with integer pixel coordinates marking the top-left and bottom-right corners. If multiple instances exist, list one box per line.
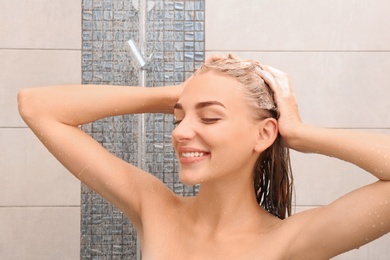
left=83, top=0, right=93, bottom=10
left=184, top=31, right=194, bottom=41
left=93, top=0, right=104, bottom=10
left=195, top=1, right=204, bottom=10
left=195, top=11, right=204, bottom=20
left=81, top=0, right=205, bottom=258
left=195, top=31, right=204, bottom=41
left=175, top=11, right=185, bottom=20
left=174, top=2, right=184, bottom=11
left=185, top=1, right=195, bottom=10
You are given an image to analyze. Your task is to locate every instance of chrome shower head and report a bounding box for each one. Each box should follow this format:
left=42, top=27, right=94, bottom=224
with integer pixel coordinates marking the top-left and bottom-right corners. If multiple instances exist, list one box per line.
left=126, top=39, right=146, bottom=69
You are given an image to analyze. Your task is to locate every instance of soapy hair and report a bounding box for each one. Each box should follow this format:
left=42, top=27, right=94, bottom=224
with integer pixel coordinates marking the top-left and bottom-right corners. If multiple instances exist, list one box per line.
left=194, top=54, right=293, bottom=219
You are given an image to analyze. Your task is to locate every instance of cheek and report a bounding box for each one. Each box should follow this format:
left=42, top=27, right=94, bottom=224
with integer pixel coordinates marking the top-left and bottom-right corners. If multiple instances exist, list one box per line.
left=212, top=123, right=257, bottom=158
left=228, top=118, right=258, bottom=145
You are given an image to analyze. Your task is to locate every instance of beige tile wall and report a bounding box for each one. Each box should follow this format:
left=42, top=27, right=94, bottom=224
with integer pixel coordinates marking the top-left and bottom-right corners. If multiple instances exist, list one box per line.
left=206, top=1, right=390, bottom=259
left=2, top=0, right=389, bottom=258
left=0, top=0, right=82, bottom=259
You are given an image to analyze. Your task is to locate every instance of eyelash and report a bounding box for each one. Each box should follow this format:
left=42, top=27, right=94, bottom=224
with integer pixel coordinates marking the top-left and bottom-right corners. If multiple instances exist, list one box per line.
left=201, top=118, right=221, bottom=124
left=173, top=118, right=221, bottom=125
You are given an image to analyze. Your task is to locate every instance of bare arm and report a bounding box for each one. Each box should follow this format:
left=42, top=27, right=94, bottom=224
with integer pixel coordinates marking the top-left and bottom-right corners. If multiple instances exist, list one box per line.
left=17, top=84, right=182, bottom=229
left=288, top=126, right=390, bottom=258
left=18, top=84, right=178, bottom=125
left=293, top=125, right=390, bottom=180
left=258, top=67, right=390, bottom=258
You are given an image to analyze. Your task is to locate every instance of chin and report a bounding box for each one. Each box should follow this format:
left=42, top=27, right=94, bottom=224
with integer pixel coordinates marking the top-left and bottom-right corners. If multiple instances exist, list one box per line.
left=179, top=171, right=202, bottom=187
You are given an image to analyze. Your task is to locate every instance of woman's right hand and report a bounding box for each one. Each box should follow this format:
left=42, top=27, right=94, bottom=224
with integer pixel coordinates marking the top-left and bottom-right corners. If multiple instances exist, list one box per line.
left=177, top=74, right=192, bottom=98
left=167, top=74, right=193, bottom=115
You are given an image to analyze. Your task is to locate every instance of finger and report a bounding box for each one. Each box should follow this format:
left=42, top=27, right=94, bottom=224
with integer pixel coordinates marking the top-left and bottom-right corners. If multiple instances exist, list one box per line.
left=262, top=65, right=291, bottom=98
left=263, top=65, right=286, bottom=78
left=255, top=67, right=279, bottom=93
left=205, top=54, right=223, bottom=63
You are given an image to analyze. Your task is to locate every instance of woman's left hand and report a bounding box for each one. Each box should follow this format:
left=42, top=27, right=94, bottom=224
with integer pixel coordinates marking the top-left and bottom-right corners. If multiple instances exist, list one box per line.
left=257, top=65, right=303, bottom=149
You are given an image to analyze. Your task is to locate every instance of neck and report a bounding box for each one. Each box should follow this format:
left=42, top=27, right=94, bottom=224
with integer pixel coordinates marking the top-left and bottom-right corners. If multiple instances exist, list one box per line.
left=188, top=173, right=270, bottom=236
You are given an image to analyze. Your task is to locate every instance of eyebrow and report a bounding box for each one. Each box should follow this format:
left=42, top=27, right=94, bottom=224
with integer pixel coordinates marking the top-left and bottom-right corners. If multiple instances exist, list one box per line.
left=174, top=101, right=226, bottom=110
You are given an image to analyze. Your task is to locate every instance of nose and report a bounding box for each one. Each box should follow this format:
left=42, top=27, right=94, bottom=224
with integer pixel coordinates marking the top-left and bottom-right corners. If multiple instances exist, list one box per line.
left=172, top=116, right=196, bottom=142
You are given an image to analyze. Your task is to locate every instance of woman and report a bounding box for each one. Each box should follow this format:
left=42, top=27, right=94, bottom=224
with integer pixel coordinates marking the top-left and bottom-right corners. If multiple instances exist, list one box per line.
left=18, top=54, right=390, bottom=259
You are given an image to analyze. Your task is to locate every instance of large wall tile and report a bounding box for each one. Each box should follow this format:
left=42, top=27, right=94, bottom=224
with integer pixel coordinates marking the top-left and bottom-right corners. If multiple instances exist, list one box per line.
left=291, top=129, right=390, bottom=205
left=0, top=128, right=80, bottom=206
left=206, top=1, right=390, bottom=51
left=207, top=51, right=390, bottom=128
left=0, top=0, right=81, bottom=49
left=0, top=207, right=80, bottom=260
left=292, top=150, right=377, bottom=206
left=0, top=49, right=81, bottom=127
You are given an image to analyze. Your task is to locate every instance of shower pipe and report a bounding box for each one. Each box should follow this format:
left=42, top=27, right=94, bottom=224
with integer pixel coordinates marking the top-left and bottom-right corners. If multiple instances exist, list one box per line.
left=136, top=1, right=147, bottom=259
left=125, top=1, right=148, bottom=259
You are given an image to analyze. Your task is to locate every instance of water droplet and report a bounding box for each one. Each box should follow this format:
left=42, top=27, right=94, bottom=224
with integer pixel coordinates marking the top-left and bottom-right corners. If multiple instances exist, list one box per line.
left=154, top=143, right=164, bottom=149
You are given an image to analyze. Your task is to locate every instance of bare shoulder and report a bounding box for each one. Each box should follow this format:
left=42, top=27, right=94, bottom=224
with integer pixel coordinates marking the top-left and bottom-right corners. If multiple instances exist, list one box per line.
left=140, top=191, right=189, bottom=224
left=137, top=193, right=191, bottom=250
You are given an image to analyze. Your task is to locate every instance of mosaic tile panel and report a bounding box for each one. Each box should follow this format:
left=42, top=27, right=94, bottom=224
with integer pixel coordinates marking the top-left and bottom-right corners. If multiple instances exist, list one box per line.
left=81, top=0, right=205, bottom=258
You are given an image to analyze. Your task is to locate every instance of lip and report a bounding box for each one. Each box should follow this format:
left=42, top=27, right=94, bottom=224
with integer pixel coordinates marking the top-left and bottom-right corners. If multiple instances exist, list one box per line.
left=176, top=147, right=210, bottom=164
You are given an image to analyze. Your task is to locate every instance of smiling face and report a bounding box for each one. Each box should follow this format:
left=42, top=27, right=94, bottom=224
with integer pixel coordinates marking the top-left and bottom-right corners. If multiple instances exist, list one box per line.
left=172, top=71, right=266, bottom=186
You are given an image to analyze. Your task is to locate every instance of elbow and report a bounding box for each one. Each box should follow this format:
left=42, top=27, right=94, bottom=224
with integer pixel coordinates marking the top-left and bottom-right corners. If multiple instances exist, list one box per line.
left=17, top=88, right=37, bottom=123
left=17, top=89, right=28, bottom=119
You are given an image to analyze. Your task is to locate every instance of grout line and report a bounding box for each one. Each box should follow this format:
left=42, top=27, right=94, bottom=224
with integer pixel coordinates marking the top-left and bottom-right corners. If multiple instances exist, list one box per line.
left=0, top=126, right=29, bottom=129
left=206, top=50, right=390, bottom=53
left=0, top=205, right=81, bottom=208
left=328, top=127, right=390, bottom=130
left=0, top=48, right=82, bottom=51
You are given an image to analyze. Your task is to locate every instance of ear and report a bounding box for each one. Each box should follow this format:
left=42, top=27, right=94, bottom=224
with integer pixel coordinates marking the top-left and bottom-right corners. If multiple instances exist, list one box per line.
left=254, top=118, right=278, bottom=153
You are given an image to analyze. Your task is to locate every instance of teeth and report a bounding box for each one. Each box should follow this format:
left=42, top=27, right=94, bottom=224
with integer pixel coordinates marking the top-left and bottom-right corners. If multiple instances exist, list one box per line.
left=182, top=152, right=204, bottom=158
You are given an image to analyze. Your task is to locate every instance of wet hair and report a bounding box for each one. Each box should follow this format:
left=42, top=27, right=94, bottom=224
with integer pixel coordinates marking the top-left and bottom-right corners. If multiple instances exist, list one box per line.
left=194, top=54, right=294, bottom=219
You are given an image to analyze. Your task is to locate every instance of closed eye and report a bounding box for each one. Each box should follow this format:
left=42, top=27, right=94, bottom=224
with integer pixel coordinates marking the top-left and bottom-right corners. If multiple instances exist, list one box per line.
left=173, top=118, right=221, bottom=126
left=201, top=118, right=221, bottom=124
